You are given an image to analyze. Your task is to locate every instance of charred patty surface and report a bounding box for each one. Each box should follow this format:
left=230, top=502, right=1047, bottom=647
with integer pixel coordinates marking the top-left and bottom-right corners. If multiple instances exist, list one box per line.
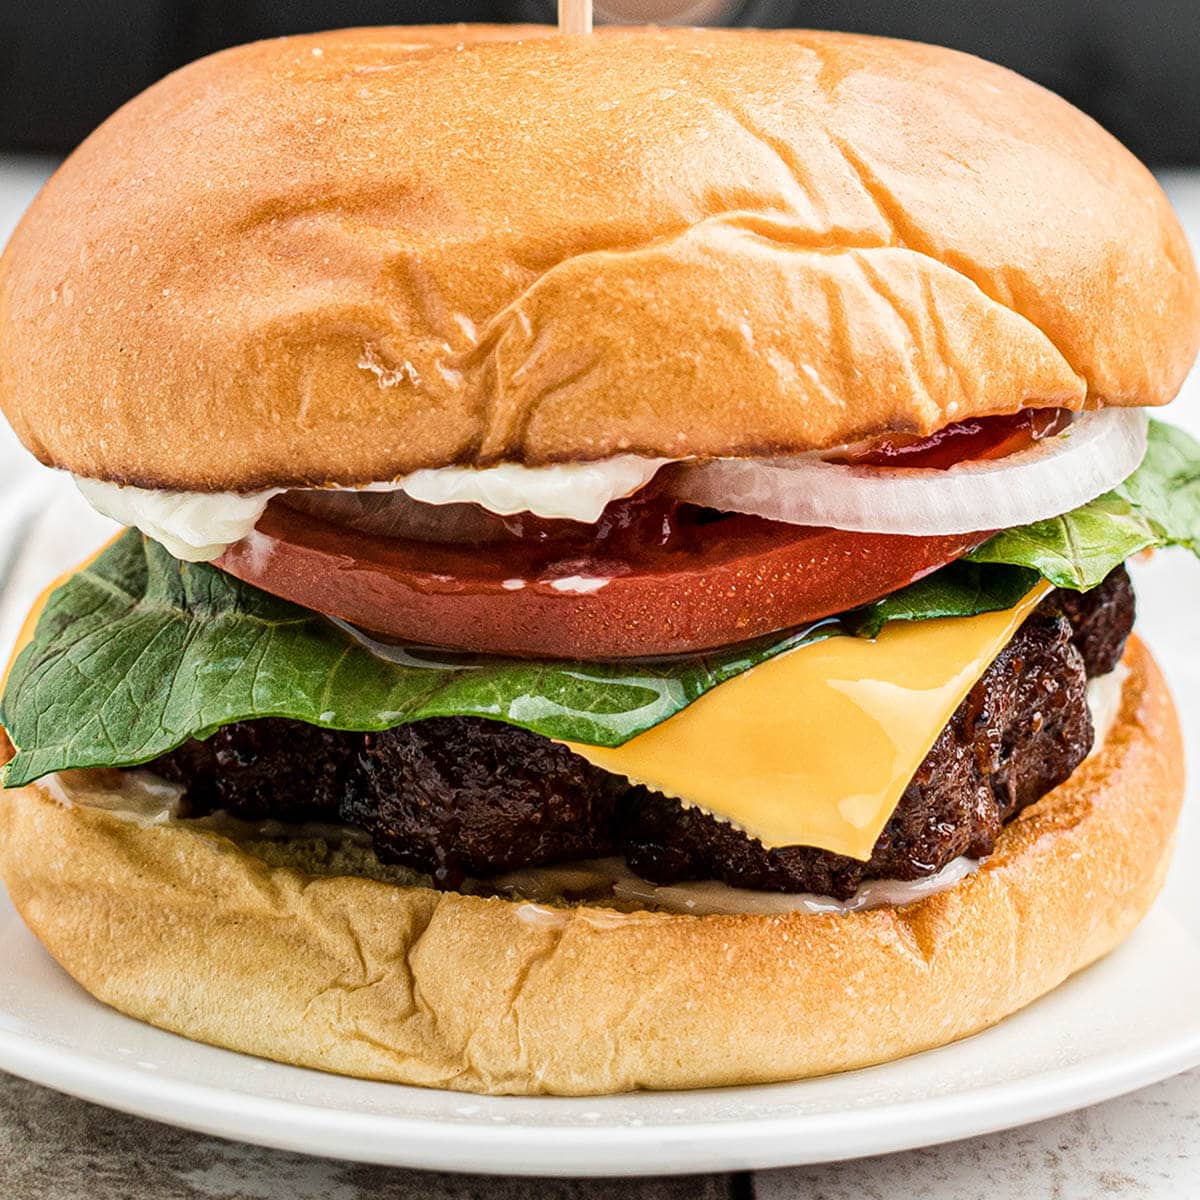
left=149, top=568, right=1133, bottom=897
left=152, top=718, right=361, bottom=822
left=1054, top=564, right=1135, bottom=676
left=344, top=719, right=623, bottom=888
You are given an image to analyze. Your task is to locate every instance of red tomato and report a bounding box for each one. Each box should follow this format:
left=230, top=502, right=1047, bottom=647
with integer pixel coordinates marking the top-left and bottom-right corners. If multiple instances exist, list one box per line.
left=218, top=495, right=984, bottom=659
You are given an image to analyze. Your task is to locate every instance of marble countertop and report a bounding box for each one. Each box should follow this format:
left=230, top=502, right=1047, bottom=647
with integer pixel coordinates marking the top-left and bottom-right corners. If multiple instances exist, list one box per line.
left=2, top=160, right=1199, bottom=1198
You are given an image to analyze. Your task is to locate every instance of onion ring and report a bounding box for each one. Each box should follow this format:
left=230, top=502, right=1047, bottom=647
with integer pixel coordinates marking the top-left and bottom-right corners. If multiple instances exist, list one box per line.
left=667, top=409, right=1147, bottom=535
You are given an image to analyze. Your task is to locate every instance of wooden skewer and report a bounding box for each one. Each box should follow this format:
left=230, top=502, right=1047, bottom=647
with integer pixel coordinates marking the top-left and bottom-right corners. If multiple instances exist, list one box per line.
left=558, top=0, right=594, bottom=35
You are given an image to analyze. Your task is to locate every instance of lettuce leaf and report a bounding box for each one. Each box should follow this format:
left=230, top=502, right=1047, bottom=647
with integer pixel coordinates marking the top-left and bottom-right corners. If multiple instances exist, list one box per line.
left=0, top=532, right=839, bottom=785
left=845, top=562, right=1041, bottom=638
left=3, top=419, right=1198, bottom=786
left=0, top=535, right=1031, bottom=786
left=967, top=419, right=1200, bottom=588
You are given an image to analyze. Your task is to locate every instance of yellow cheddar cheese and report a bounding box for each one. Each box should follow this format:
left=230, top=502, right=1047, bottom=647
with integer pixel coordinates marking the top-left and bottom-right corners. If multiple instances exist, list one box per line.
left=565, top=583, right=1052, bottom=861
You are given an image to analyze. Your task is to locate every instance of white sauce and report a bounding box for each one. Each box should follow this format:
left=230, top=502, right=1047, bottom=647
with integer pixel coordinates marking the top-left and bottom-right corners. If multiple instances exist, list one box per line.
left=45, top=768, right=185, bottom=826
left=1086, top=663, right=1127, bottom=755
left=395, top=456, right=671, bottom=523
left=546, top=574, right=611, bottom=595
left=75, top=477, right=283, bottom=562
left=617, top=855, right=981, bottom=915
left=499, top=854, right=982, bottom=920
left=71, top=454, right=672, bottom=562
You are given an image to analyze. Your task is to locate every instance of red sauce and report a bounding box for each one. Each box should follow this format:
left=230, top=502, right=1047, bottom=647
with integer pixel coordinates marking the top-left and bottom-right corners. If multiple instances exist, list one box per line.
left=833, top=408, right=1073, bottom=469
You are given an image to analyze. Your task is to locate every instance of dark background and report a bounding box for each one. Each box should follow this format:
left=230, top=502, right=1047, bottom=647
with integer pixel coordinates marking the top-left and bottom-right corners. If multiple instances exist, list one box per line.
left=1, top=1, right=1197, bottom=162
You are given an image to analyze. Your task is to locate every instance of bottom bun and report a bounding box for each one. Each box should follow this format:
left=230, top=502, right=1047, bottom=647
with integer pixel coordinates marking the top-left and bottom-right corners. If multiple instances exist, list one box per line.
left=0, top=636, right=1184, bottom=1096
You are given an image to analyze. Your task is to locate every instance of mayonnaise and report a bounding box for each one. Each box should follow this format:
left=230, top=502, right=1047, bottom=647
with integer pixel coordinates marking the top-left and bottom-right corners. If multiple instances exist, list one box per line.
left=72, top=454, right=672, bottom=561
left=74, top=477, right=282, bottom=562
left=395, top=455, right=671, bottom=522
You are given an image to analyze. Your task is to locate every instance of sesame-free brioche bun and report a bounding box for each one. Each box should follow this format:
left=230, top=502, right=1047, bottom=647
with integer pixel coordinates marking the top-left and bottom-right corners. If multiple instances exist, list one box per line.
left=0, top=27, right=1197, bottom=492
left=0, top=636, right=1182, bottom=1095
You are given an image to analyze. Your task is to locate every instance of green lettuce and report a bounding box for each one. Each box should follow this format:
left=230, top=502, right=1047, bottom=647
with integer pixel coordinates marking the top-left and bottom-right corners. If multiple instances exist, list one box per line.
left=3, top=420, right=1198, bottom=786
left=0, top=531, right=836, bottom=785
left=0, top=536, right=1034, bottom=786
left=967, top=419, right=1200, bottom=587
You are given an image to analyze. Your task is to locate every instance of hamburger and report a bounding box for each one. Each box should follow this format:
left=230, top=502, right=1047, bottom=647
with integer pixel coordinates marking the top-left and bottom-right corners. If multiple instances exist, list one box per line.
left=0, top=24, right=1198, bottom=1097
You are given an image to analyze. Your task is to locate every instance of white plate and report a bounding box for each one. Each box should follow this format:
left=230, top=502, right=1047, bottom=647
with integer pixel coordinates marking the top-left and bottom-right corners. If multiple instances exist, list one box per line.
left=0, top=478, right=1199, bottom=1176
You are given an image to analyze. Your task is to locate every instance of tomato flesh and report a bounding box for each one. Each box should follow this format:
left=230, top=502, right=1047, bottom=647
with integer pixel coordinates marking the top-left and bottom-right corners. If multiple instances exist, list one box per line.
left=217, top=411, right=1061, bottom=659
left=218, top=495, right=984, bottom=659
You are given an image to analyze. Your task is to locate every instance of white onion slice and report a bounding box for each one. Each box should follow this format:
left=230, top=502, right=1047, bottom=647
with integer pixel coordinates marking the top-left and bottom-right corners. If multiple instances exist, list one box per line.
left=668, top=409, right=1148, bottom=535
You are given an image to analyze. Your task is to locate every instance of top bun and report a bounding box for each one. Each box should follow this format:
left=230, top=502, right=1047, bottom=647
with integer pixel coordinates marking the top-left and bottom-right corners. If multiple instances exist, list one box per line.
left=1, top=25, right=1197, bottom=491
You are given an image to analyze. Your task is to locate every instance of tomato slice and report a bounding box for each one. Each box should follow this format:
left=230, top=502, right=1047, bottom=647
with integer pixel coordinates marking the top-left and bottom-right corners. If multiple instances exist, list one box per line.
left=218, top=496, right=985, bottom=659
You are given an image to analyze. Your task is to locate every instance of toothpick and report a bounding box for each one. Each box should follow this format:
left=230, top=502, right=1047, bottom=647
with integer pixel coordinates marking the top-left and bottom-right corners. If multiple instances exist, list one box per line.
left=558, top=0, right=594, bottom=36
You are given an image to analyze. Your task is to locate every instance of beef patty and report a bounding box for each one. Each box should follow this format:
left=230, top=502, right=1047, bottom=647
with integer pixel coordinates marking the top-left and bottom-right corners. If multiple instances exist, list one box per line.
left=148, top=567, right=1134, bottom=898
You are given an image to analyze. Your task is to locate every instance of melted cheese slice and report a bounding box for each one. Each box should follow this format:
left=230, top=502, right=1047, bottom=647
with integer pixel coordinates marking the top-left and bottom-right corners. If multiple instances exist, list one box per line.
left=566, top=583, right=1051, bottom=861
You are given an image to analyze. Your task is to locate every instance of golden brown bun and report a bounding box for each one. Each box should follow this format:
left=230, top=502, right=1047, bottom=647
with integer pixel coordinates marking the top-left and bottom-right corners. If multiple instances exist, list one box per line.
left=1, top=28, right=1197, bottom=491
left=0, top=637, right=1183, bottom=1095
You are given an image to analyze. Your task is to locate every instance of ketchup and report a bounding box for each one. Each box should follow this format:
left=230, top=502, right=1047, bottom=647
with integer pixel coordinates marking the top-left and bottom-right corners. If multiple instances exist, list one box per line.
left=833, top=408, right=1072, bottom=470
